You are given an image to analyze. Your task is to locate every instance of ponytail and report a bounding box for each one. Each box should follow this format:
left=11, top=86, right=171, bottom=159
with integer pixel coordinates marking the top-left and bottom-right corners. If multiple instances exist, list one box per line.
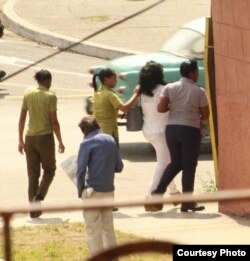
left=92, top=68, right=116, bottom=92
left=92, top=73, right=99, bottom=92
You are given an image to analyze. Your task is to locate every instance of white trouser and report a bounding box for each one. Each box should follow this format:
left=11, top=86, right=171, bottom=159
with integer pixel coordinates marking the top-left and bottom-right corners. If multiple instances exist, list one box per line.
left=143, top=131, right=179, bottom=194
left=82, top=191, right=117, bottom=257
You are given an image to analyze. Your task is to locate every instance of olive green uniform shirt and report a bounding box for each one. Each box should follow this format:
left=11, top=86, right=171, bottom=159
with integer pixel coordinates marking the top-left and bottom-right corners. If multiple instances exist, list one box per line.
left=22, top=86, right=57, bottom=136
left=93, top=85, right=123, bottom=138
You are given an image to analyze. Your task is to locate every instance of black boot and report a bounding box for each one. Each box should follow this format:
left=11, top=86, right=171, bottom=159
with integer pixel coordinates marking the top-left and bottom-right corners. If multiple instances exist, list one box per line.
left=181, top=203, right=205, bottom=212
left=30, top=195, right=43, bottom=218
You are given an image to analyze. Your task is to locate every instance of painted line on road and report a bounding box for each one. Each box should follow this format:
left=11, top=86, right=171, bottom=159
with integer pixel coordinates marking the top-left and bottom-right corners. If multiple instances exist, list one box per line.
left=0, top=82, right=90, bottom=92
left=0, top=82, right=93, bottom=100
left=5, top=94, right=91, bottom=100
left=0, top=55, right=90, bottom=78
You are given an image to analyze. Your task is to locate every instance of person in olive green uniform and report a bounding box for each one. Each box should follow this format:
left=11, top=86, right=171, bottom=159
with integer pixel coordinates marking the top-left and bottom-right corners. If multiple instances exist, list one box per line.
left=18, top=70, right=65, bottom=218
left=92, top=68, right=139, bottom=147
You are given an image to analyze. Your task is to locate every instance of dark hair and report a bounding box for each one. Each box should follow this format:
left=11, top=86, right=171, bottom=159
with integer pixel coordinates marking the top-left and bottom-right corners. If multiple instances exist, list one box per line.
left=78, top=115, right=100, bottom=137
left=34, top=69, right=52, bottom=83
left=180, top=59, right=198, bottom=78
left=138, top=61, right=166, bottom=97
left=92, top=68, right=116, bottom=92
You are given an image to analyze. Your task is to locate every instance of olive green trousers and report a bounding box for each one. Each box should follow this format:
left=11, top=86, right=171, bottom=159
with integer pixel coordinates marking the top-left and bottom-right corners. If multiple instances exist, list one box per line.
left=25, top=134, right=56, bottom=201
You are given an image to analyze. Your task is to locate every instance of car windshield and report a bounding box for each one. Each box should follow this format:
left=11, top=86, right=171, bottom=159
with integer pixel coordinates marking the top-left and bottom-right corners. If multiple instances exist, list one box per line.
left=161, top=29, right=204, bottom=59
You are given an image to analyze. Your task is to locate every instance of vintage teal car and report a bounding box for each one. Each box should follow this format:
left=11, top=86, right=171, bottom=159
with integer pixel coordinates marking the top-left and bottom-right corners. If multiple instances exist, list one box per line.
left=88, top=17, right=206, bottom=131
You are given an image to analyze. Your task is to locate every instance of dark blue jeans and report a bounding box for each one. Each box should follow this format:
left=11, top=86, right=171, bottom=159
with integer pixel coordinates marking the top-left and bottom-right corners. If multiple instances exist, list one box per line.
left=152, top=125, right=201, bottom=195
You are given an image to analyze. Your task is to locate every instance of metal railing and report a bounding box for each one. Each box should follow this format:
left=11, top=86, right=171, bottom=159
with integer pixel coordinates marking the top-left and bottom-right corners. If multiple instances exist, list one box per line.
left=1, top=189, right=250, bottom=261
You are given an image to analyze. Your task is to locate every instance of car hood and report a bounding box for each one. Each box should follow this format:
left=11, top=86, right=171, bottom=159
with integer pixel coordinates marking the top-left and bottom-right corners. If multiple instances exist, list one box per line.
left=106, top=52, right=186, bottom=73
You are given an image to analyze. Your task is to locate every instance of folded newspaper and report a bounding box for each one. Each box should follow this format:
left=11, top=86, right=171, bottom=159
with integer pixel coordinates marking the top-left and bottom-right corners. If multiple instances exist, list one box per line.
left=60, top=155, right=77, bottom=186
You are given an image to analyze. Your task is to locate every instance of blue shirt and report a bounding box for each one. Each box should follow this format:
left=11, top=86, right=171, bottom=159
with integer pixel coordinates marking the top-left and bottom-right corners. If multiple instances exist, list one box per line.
left=76, top=129, right=124, bottom=197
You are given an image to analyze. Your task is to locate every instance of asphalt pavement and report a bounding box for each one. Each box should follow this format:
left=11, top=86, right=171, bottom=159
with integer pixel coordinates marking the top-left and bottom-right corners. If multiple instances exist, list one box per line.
left=1, top=0, right=250, bottom=251
left=1, top=0, right=211, bottom=58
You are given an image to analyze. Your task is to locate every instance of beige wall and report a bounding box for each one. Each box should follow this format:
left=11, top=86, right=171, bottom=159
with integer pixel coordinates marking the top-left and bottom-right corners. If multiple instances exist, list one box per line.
left=212, top=0, right=250, bottom=215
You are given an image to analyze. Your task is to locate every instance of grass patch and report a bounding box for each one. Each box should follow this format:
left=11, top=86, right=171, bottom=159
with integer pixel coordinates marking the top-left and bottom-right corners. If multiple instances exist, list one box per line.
left=0, top=222, right=171, bottom=260
left=199, top=171, right=217, bottom=193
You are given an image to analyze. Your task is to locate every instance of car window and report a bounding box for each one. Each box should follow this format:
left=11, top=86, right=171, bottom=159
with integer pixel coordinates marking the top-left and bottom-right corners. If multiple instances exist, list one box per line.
left=161, top=29, right=204, bottom=59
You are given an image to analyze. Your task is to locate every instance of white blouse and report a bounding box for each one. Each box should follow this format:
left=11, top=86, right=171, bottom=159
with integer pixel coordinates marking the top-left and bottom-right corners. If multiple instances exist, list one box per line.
left=141, top=84, right=168, bottom=135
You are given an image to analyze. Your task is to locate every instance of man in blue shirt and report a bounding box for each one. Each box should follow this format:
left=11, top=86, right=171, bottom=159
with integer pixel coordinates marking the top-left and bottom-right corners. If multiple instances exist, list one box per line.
left=76, top=115, right=123, bottom=257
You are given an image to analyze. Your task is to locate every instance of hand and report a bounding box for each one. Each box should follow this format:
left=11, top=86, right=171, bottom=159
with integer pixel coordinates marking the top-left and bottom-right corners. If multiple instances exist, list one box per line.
left=58, top=143, right=65, bottom=153
left=118, top=112, right=126, bottom=119
left=18, top=141, right=25, bottom=154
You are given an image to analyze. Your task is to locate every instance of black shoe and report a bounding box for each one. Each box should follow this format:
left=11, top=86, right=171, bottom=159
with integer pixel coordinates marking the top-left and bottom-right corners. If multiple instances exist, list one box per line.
left=30, top=195, right=43, bottom=218
left=113, top=207, right=119, bottom=212
left=0, top=70, right=6, bottom=80
left=30, top=210, right=42, bottom=218
left=181, top=203, right=205, bottom=212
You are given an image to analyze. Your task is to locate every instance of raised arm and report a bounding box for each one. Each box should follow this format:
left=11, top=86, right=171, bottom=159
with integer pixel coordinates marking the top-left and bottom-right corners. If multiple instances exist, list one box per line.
left=118, top=85, right=140, bottom=113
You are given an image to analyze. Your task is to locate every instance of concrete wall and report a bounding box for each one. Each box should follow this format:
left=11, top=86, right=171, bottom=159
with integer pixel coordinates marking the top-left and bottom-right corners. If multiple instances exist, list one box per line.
left=212, top=0, right=250, bottom=215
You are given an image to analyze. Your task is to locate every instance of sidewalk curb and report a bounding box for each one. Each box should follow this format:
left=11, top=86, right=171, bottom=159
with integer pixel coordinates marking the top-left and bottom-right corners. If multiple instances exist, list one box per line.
left=1, top=0, right=136, bottom=59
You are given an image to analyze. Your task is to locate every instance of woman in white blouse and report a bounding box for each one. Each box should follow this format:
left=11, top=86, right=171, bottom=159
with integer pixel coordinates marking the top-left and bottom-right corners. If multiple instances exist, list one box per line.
left=139, top=61, right=180, bottom=196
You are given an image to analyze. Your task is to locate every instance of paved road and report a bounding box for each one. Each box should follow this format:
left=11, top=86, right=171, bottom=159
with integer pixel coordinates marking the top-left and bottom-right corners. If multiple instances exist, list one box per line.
left=1, top=0, right=211, bottom=57
left=0, top=30, right=104, bottom=98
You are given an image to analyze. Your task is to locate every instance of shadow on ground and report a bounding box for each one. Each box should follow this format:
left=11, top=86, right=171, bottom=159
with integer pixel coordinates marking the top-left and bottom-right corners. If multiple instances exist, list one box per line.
left=199, top=153, right=213, bottom=161
left=28, top=217, right=70, bottom=225
left=138, top=207, right=221, bottom=220
left=226, top=212, right=250, bottom=227
left=120, top=142, right=155, bottom=162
